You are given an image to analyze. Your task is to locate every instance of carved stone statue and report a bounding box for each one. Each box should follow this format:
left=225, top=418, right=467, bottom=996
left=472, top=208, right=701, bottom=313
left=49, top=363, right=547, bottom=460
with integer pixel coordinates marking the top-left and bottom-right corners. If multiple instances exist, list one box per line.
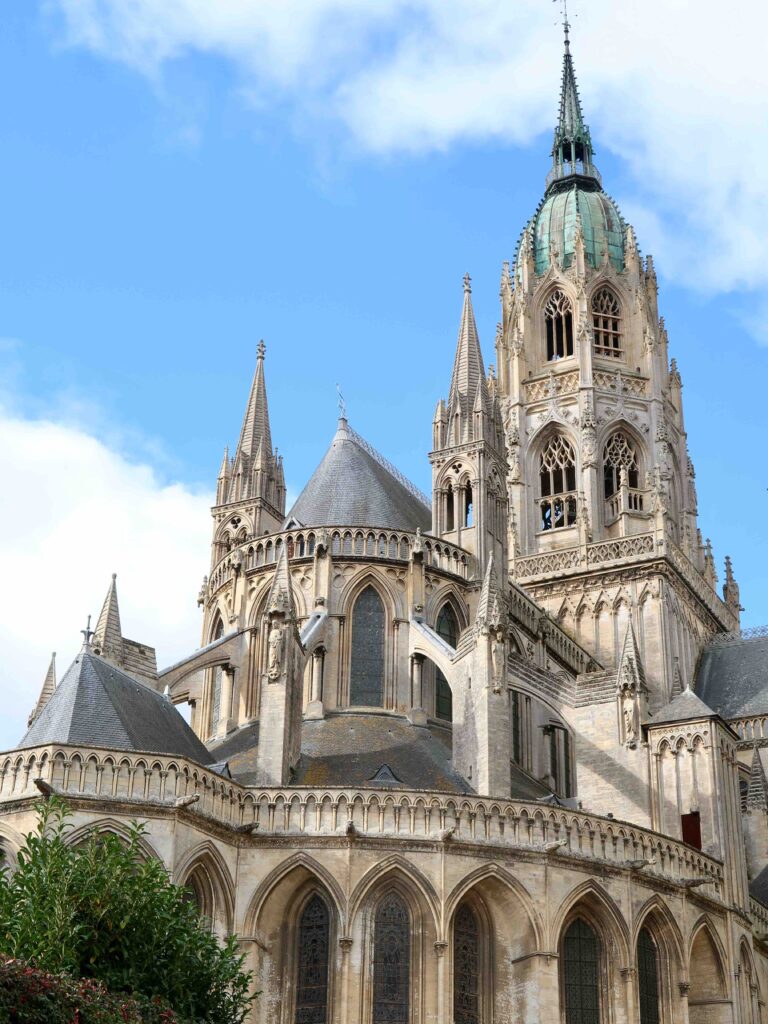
left=267, top=621, right=285, bottom=681
left=413, top=527, right=423, bottom=554
left=491, top=630, right=505, bottom=693
left=623, top=692, right=637, bottom=746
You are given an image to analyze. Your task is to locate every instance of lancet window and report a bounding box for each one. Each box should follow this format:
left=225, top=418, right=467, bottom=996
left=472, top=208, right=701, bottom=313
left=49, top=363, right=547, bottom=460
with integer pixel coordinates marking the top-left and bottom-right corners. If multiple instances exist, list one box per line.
left=539, top=435, right=577, bottom=531
left=562, top=917, right=601, bottom=1024
left=373, top=893, right=410, bottom=1024
left=209, top=619, right=224, bottom=736
left=603, top=432, right=640, bottom=499
left=637, top=927, right=660, bottom=1024
left=545, top=289, right=574, bottom=360
left=592, top=288, right=622, bottom=358
left=453, top=903, right=481, bottom=1024
left=349, top=586, right=385, bottom=707
left=295, top=895, right=330, bottom=1024
left=435, top=604, right=458, bottom=722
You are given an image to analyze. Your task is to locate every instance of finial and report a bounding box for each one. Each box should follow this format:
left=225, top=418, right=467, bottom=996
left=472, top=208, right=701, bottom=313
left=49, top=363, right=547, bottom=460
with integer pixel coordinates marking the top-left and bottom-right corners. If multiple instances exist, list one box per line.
left=463, top=272, right=472, bottom=294
left=80, top=614, right=94, bottom=648
left=554, top=0, right=571, bottom=47
left=336, top=383, right=347, bottom=420
left=257, top=339, right=266, bottom=361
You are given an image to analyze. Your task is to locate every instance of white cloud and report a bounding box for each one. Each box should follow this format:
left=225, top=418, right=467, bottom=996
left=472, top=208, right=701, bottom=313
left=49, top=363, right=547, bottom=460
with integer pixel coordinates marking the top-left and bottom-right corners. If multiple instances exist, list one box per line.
left=48, top=0, right=768, bottom=315
left=0, top=405, right=212, bottom=751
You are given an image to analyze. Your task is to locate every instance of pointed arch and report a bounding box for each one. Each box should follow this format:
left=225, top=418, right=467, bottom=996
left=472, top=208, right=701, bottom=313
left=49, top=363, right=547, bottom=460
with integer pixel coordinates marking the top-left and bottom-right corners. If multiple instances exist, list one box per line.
left=174, top=841, right=236, bottom=935
left=445, top=862, right=543, bottom=952
left=348, top=854, right=440, bottom=933
left=65, top=818, right=160, bottom=862
left=244, top=851, right=347, bottom=937
left=688, top=916, right=728, bottom=996
left=552, top=879, right=630, bottom=963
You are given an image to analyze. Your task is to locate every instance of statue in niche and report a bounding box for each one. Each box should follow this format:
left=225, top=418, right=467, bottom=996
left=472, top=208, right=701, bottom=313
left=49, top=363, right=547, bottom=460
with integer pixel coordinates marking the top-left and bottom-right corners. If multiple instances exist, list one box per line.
left=491, top=630, right=506, bottom=694
left=413, top=527, right=423, bottom=554
left=622, top=691, right=637, bottom=747
left=267, top=620, right=285, bottom=681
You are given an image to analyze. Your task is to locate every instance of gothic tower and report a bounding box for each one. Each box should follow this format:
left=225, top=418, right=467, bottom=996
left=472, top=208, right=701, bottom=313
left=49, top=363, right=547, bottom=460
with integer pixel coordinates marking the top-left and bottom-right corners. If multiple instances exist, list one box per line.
left=494, top=26, right=740, bottom=708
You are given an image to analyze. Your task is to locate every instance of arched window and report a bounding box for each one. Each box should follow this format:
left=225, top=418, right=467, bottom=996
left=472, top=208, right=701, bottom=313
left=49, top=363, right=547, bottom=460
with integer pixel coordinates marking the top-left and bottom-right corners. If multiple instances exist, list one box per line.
left=592, top=288, right=622, bottom=358
left=210, top=619, right=224, bottom=735
left=295, top=894, right=330, bottom=1024
left=446, top=483, right=455, bottom=531
left=349, top=586, right=385, bottom=706
left=637, top=927, right=660, bottom=1024
left=373, top=893, right=410, bottom=1024
left=539, top=436, right=577, bottom=531
left=454, top=903, right=480, bottom=1024
left=603, top=432, right=640, bottom=498
left=464, top=484, right=474, bottom=528
left=562, top=917, right=601, bottom=1024
left=435, top=604, right=458, bottom=722
left=545, top=289, right=574, bottom=360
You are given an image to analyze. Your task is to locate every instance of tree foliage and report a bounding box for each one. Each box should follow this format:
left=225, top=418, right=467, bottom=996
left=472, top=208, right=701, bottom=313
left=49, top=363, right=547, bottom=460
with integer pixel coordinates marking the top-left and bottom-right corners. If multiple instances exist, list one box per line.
left=0, top=799, right=253, bottom=1024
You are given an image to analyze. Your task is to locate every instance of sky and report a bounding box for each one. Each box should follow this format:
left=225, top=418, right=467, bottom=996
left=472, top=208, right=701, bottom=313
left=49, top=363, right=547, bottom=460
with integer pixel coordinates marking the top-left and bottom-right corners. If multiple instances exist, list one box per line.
left=1, top=1, right=766, bottom=750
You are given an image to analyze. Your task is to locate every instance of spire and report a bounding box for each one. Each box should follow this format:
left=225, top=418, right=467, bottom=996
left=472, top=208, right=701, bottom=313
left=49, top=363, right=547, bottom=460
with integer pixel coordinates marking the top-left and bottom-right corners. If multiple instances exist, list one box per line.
left=547, top=21, right=601, bottom=193
left=447, top=274, right=489, bottom=439
left=617, top=622, right=647, bottom=694
left=93, top=574, right=123, bottom=662
left=266, top=543, right=295, bottom=620
left=748, top=746, right=768, bottom=811
left=475, top=555, right=504, bottom=632
left=28, top=652, right=56, bottom=727
left=235, top=340, right=273, bottom=462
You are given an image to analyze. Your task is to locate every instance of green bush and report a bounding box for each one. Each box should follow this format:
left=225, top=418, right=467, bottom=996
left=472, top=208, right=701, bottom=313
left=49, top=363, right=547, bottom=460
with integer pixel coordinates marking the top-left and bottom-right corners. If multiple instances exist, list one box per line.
left=0, top=799, right=253, bottom=1024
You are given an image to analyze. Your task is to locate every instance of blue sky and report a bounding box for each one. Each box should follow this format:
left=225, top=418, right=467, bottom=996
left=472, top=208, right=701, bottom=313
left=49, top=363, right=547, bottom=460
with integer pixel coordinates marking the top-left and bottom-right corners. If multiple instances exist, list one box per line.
left=0, top=1, right=766, bottom=748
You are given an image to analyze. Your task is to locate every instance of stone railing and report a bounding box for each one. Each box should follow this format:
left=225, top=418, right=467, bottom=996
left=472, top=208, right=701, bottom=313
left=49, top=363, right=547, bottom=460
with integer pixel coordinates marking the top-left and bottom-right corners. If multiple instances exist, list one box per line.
left=516, top=533, right=655, bottom=582
left=733, top=717, right=768, bottom=744
left=525, top=369, right=580, bottom=404
left=507, top=581, right=594, bottom=676
left=1, top=745, right=724, bottom=895
left=208, top=528, right=471, bottom=595
left=666, top=542, right=735, bottom=629
left=750, top=897, right=768, bottom=938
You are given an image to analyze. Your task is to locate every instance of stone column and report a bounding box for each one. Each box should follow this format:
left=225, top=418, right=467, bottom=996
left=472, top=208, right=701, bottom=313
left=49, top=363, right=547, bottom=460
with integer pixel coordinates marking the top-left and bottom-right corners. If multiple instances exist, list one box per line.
left=408, top=654, right=427, bottom=726
left=306, top=647, right=325, bottom=720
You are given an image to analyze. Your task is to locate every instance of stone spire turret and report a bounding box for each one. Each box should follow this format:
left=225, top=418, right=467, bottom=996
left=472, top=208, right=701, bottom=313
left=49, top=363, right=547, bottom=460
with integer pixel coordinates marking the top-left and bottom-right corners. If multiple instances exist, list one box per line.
left=748, top=746, right=768, bottom=811
left=93, top=573, right=123, bottom=663
left=28, top=652, right=56, bottom=727
left=548, top=18, right=601, bottom=192
left=446, top=274, right=489, bottom=442
left=235, top=339, right=272, bottom=467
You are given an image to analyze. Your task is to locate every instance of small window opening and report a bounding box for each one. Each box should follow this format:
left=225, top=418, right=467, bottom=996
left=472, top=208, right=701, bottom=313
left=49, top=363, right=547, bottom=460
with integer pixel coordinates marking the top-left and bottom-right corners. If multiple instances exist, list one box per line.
left=545, top=290, right=574, bottom=361
left=681, top=811, right=702, bottom=849
left=539, top=435, right=577, bottom=531
left=603, top=432, right=640, bottom=500
left=446, top=484, right=455, bottom=531
left=464, top=485, right=473, bottom=528
left=592, top=288, right=623, bottom=359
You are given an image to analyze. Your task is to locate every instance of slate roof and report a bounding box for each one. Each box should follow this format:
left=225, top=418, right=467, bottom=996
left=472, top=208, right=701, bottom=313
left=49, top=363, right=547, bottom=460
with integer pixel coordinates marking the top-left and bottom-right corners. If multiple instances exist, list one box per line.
left=286, top=418, right=431, bottom=533
left=750, top=865, right=768, bottom=907
left=696, top=634, right=768, bottom=718
left=650, top=686, right=717, bottom=726
left=18, top=648, right=212, bottom=764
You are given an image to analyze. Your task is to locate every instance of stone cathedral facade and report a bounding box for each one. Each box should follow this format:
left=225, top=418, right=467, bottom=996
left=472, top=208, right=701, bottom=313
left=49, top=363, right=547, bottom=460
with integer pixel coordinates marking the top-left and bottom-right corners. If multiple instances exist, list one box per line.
left=5, top=27, right=768, bottom=1024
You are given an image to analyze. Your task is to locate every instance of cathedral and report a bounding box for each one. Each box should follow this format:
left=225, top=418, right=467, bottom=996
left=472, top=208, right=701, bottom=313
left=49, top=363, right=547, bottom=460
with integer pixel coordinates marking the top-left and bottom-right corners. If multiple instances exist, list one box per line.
left=4, top=24, right=768, bottom=1024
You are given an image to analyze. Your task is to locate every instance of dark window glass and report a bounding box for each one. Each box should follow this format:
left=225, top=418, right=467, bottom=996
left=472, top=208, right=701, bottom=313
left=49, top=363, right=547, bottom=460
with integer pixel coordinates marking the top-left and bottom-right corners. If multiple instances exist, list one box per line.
left=435, top=605, right=458, bottom=722
left=545, top=290, right=574, bottom=360
left=681, top=811, right=702, bottom=849
left=210, top=620, right=224, bottom=733
left=510, top=691, right=521, bottom=763
left=454, top=904, right=480, bottom=1024
left=349, top=586, right=385, bottom=706
left=373, top=893, right=410, bottom=1024
left=446, top=485, right=455, bottom=531
left=295, top=895, right=330, bottom=1024
left=562, top=918, right=601, bottom=1024
left=637, top=928, right=660, bottom=1024
left=563, top=729, right=572, bottom=797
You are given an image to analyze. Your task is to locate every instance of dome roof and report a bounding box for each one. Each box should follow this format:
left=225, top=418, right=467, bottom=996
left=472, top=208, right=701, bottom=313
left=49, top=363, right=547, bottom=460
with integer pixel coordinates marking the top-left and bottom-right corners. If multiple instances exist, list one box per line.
left=286, top=418, right=432, bottom=533
left=521, top=183, right=626, bottom=276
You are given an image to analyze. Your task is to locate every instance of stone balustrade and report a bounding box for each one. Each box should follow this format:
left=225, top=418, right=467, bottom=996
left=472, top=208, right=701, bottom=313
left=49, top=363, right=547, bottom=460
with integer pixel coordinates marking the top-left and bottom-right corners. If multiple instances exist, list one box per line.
left=1, top=745, right=724, bottom=895
left=516, top=532, right=656, bottom=582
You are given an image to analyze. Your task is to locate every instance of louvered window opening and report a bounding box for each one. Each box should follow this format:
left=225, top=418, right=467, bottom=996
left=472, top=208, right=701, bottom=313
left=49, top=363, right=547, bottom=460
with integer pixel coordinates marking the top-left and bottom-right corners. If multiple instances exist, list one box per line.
left=592, top=288, right=622, bottom=358
left=435, top=605, right=458, bottom=722
left=349, top=586, right=385, bottom=706
left=637, top=928, right=660, bottom=1024
left=295, top=895, right=330, bottom=1024
left=454, top=904, right=481, bottom=1024
left=563, top=918, right=601, bottom=1024
left=373, top=894, right=410, bottom=1024
left=545, top=290, right=574, bottom=360
left=540, top=436, right=577, bottom=531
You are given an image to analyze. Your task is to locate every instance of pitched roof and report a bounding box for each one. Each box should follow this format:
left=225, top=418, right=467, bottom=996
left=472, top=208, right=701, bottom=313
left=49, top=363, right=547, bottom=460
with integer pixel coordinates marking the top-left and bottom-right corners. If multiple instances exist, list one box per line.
left=286, top=418, right=431, bottom=532
left=650, top=685, right=718, bottom=726
left=696, top=633, right=768, bottom=718
left=18, top=648, right=212, bottom=764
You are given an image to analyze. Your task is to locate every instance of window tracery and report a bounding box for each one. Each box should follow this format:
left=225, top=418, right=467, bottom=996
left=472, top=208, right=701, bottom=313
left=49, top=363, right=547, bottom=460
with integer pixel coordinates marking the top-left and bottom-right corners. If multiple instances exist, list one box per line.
left=539, top=436, right=577, bottom=531
left=295, top=895, right=330, bottom=1024
left=562, top=917, right=601, bottom=1024
left=637, top=927, right=660, bottom=1024
left=545, top=290, right=574, bottom=360
left=603, top=432, right=640, bottom=498
left=453, top=903, right=480, bottom=1024
left=373, top=893, right=410, bottom=1024
left=349, top=586, right=385, bottom=707
left=592, top=288, right=622, bottom=358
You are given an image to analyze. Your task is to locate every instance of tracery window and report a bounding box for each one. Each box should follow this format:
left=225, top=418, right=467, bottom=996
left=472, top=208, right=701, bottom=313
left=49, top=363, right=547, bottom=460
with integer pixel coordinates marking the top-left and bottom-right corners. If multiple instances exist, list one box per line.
left=603, top=432, right=639, bottom=498
left=539, top=435, right=577, bottom=531
left=592, top=288, right=622, bottom=358
left=295, top=895, right=330, bottom=1024
left=562, top=917, right=601, bottom=1024
left=373, top=893, right=410, bottom=1024
left=435, top=604, right=458, bottom=722
left=349, top=586, right=385, bottom=706
left=545, top=289, right=574, bottom=360
left=453, top=903, right=480, bottom=1024
left=637, top=927, right=660, bottom=1024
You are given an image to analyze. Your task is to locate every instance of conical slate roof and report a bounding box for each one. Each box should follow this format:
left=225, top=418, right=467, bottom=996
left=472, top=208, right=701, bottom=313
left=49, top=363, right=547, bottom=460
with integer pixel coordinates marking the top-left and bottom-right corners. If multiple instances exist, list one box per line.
left=287, top=418, right=431, bottom=532
left=19, top=647, right=212, bottom=764
left=651, top=685, right=717, bottom=726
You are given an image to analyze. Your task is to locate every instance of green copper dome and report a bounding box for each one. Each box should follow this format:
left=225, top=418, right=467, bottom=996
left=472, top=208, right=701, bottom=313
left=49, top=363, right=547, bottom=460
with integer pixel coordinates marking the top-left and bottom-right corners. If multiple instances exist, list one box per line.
left=528, top=184, right=625, bottom=275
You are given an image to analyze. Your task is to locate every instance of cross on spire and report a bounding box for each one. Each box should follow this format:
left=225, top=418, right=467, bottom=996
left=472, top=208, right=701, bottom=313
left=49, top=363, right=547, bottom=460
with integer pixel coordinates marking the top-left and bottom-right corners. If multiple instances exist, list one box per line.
left=336, top=383, right=347, bottom=420
left=80, top=614, right=94, bottom=647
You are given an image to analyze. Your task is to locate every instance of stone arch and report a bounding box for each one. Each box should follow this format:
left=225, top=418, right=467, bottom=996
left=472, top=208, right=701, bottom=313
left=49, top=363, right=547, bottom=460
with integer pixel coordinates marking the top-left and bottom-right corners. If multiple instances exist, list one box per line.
left=65, top=817, right=161, bottom=863
left=245, top=851, right=347, bottom=938
left=0, top=820, right=25, bottom=872
left=445, top=863, right=543, bottom=952
left=342, top=573, right=397, bottom=709
left=634, top=895, right=686, bottom=1024
left=348, top=854, right=440, bottom=933
left=174, top=841, right=235, bottom=936
left=552, top=879, right=630, bottom=964
left=338, top=568, right=403, bottom=623
left=424, top=583, right=470, bottom=632
left=688, top=916, right=728, bottom=994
